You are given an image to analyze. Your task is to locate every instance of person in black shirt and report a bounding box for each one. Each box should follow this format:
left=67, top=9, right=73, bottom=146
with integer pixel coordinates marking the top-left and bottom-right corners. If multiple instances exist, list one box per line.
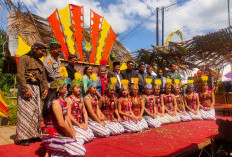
left=138, top=62, right=146, bottom=94
left=66, top=54, right=78, bottom=95
left=120, top=60, right=138, bottom=86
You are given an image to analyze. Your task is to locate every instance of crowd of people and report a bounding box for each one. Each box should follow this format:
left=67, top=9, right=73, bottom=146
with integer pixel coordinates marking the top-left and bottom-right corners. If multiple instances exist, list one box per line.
left=15, top=41, right=216, bottom=156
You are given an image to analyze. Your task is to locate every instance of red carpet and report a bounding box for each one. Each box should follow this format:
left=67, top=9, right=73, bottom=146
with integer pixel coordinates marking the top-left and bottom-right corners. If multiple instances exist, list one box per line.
left=0, top=116, right=231, bottom=157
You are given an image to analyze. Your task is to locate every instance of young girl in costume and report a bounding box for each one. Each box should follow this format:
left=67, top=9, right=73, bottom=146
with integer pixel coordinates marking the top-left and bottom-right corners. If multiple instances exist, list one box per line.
left=154, top=79, right=170, bottom=124
left=184, top=79, right=202, bottom=120
left=173, top=79, right=192, bottom=121
left=142, top=78, right=161, bottom=128
left=42, top=76, right=86, bottom=157
left=67, top=72, right=94, bottom=144
left=162, top=79, right=181, bottom=123
left=118, top=79, right=141, bottom=132
left=84, top=73, right=110, bottom=138
left=129, top=78, right=148, bottom=131
left=198, top=76, right=216, bottom=120
left=98, top=77, right=125, bottom=135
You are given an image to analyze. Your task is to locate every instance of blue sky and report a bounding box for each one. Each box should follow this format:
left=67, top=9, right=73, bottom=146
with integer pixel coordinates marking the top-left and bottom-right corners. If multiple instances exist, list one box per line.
left=2, top=0, right=231, bottom=53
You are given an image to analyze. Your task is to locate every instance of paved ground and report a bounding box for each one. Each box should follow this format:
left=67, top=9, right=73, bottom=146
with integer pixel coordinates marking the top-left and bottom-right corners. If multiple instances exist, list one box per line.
left=0, top=126, right=16, bottom=145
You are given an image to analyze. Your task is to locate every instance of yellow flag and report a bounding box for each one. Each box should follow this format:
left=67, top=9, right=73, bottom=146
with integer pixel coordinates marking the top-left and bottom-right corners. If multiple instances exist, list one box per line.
left=15, top=35, right=31, bottom=56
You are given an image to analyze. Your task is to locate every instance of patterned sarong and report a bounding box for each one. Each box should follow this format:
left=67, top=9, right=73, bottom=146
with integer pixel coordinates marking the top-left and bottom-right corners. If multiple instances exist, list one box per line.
left=16, top=84, right=41, bottom=141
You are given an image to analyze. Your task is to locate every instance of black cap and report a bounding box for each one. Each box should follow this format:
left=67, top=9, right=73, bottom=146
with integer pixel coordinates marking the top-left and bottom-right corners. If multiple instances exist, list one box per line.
left=127, top=60, right=135, bottom=64
left=31, top=43, right=47, bottom=50
left=113, top=61, right=120, bottom=67
left=68, top=54, right=78, bottom=60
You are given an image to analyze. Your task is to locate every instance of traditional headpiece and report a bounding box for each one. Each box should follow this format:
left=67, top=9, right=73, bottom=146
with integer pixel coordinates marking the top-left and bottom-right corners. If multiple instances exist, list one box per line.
left=100, top=59, right=107, bottom=66
left=50, top=66, right=69, bottom=91
left=107, top=77, right=117, bottom=90
left=87, top=73, right=98, bottom=87
left=50, top=40, right=61, bottom=50
left=154, top=79, right=161, bottom=89
left=145, top=78, right=152, bottom=89
left=187, top=79, right=194, bottom=88
left=131, top=78, right=139, bottom=89
left=121, top=79, right=129, bottom=90
left=201, top=76, right=208, bottom=86
left=165, top=78, right=172, bottom=88
left=70, top=73, right=82, bottom=89
left=174, top=79, right=180, bottom=89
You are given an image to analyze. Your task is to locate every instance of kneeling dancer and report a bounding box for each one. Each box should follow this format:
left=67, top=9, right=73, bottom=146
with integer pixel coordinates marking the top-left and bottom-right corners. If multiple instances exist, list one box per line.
left=84, top=74, right=110, bottom=138
left=198, top=76, right=216, bottom=120
left=173, top=79, right=192, bottom=121
left=42, top=78, right=86, bottom=156
left=162, top=79, right=181, bottom=123
left=154, top=79, right=170, bottom=125
left=98, top=77, right=125, bottom=135
left=67, top=73, right=94, bottom=144
left=130, top=78, right=148, bottom=131
left=142, top=78, right=161, bottom=128
left=118, top=80, right=140, bottom=132
left=184, top=79, right=202, bottom=120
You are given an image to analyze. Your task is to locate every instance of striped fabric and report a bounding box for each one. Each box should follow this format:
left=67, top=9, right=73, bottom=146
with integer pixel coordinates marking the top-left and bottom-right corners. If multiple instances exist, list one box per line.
left=166, top=113, right=181, bottom=123
left=187, top=111, right=202, bottom=120
left=45, top=142, right=86, bottom=156
left=137, top=118, right=149, bottom=131
left=144, top=116, right=161, bottom=128
left=88, top=119, right=110, bottom=138
left=73, top=126, right=94, bottom=144
left=199, top=108, right=216, bottom=120
left=121, top=120, right=140, bottom=133
left=16, top=84, right=41, bottom=141
left=105, top=121, right=125, bottom=135
left=178, top=112, right=192, bottom=121
left=156, top=114, right=172, bottom=125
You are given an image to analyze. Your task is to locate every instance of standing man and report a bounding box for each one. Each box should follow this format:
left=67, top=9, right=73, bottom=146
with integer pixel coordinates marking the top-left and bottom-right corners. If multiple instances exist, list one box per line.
left=120, top=60, right=138, bottom=86
left=43, top=40, right=62, bottom=107
left=138, top=62, right=146, bottom=94
left=146, top=65, right=155, bottom=84
left=66, top=54, right=78, bottom=95
left=16, top=43, right=48, bottom=146
left=66, top=54, right=78, bottom=81
left=167, top=64, right=182, bottom=87
left=107, top=61, right=122, bottom=97
left=156, top=68, right=166, bottom=93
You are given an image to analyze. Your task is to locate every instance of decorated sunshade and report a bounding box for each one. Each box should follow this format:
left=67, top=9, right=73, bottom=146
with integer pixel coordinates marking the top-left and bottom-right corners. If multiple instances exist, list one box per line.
left=47, top=4, right=117, bottom=63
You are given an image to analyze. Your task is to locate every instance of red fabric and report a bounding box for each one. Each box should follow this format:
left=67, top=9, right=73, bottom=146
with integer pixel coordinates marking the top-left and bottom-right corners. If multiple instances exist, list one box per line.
left=1, top=116, right=232, bottom=157
left=70, top=5, right=84, bottom=61
left=48, top=10, right=69, bottom=59
left=89, top=10, right=102, bottom=63
left=15, top=56, right=19, bottom=65
left=100, top=76, right=108, bottom=95
left=0, top=102, right=9, bottom=115
left=102, top=27, right=117, bottom=60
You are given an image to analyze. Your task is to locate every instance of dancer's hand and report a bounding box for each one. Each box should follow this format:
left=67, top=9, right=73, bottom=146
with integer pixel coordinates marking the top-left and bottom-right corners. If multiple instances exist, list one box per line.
left=24, top=91, right=32, bottom=99
left=152, top=114, right=156, bottom=119
left=42, top=90, right=48, bottom=100
left=117, top=117, right=122, bottom=123
left=100, top=122, right=105, bottom=127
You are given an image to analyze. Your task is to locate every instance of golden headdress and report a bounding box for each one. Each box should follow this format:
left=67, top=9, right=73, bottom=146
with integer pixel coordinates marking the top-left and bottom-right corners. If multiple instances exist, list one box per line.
left=154, top=79, right=161, bottom=89
left=201, top=75, right=208, bottom=86
left=145, top=78, right=152, bottom=89
left=174, top=79, right=180, bottom=88
left=121, top=79, right=129, bottom=90
left=187, top=79, right=194, bottom=87
left=131, top=78, right=139, bottom=89
left=107, top=77, right=117, bottom=90
left=70, top=72, right=82, bottom=89
left=165, top=78, right=172, bottom=88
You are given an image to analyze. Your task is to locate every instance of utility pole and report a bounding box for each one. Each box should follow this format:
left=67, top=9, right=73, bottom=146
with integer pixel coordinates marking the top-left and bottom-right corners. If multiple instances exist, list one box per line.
left=156, top=7, right=159, bottom=46
left=161, top=7, right=164, bottom=46
left=228, top=0, right=232, bottom=80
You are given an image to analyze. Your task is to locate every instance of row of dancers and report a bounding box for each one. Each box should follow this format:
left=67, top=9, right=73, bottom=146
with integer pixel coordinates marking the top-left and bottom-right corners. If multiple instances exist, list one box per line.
left=42, top=74, right=215, bottom=156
